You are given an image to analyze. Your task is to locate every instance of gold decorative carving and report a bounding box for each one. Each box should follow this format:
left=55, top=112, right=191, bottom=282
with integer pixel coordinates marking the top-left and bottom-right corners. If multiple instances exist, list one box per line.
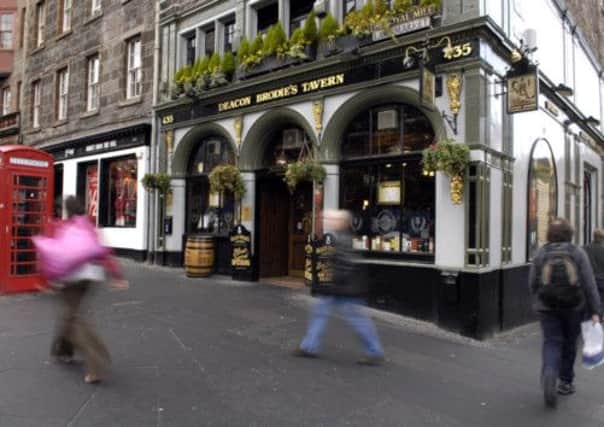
left=449, top=174, right=464, bottom=205
left=447, top=73, right=463, bottom=115
left=312, top=99, right=324, bottom=137
left=233, top=116, right=243, bottom=149
left=164, top=130, right=174, bottom=154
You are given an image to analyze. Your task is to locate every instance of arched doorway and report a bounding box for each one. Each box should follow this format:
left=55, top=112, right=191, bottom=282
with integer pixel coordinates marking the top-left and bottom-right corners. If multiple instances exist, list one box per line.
left=338, top=103, right=436, bottom=255
left=527, top=138, right=558, bottom=260
left=185, top=136, right=236, bottom=234
left=255, top=123, right=315, bottom=278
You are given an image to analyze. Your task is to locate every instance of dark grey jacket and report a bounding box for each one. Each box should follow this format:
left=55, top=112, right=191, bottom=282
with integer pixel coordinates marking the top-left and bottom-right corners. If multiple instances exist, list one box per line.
left=529, top=242, right=601, bottom=315
left=583, top=242, right=604, bottom=312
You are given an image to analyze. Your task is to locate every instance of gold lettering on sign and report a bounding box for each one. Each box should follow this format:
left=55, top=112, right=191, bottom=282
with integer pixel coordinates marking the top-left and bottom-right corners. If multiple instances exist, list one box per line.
left=301, top=74, right=345, bottom=93
left=218, top=97, right=252, bottom=112
left=256, top=85, right=299, bottom=104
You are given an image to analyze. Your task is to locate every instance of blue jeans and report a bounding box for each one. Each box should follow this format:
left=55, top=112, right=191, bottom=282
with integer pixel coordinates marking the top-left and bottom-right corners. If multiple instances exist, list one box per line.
left=300, top=297, right=384, bottom=357
left=539, top=310, right=582, bottom=384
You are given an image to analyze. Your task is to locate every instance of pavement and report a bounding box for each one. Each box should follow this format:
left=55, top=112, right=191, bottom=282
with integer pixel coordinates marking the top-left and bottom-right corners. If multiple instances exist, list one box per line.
left=0, top=260, right=604, bottom=427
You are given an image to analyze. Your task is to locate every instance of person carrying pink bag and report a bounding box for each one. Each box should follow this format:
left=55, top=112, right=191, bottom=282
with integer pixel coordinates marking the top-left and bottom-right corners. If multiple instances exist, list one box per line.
left=34, top=196, right=128, bottom=384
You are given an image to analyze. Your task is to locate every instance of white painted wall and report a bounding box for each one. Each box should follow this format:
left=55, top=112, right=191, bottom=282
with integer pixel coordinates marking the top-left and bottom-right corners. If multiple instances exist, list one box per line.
left=55, top=146, right=149, bottom=251
left=165, top=178, right=186, bottom=252
left=490, top=168, right=503, bottom=267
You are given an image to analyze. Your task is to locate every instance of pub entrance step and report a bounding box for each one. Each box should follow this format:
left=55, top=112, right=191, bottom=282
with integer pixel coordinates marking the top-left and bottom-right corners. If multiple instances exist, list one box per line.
left=263, top=276, right=305, bottom=290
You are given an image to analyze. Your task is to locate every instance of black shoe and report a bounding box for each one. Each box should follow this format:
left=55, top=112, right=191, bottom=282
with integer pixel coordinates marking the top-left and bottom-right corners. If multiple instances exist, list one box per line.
left=292, top=348, right=318, bottom=358
left=557, top=381, right=576, bottom=395
left=543, top=374, right=558, bottom=408
left=357, top=355, right=385, bottom=366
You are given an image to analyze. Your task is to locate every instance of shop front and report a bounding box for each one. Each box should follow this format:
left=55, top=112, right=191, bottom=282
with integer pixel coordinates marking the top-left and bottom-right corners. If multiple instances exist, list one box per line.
left=45, top=124, right=151, bottom=260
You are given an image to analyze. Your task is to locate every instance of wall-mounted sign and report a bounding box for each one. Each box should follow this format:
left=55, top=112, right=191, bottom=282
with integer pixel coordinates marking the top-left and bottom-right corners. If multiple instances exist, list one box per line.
left=9, top=157, right=49, bottom=168
left=377, top=181, right=401, bottom=205
left=372, top=5, right=440, bottom=42
left=163, top=216, right=173, bottom=235
left=217, top=74, right=345, bottom=113
left=544, top=100, right=559, bottom=117
left=443, top=43, right=473, bottom=61
left=507, top=68, right=539, bottom=114
left=420, top=63, right=436, bottom=108
left=230, top=225, right=252, bottom=271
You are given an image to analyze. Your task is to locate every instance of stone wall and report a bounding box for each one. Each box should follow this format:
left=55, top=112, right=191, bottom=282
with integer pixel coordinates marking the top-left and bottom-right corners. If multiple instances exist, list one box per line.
left=565, top=0, right=604, bottom=65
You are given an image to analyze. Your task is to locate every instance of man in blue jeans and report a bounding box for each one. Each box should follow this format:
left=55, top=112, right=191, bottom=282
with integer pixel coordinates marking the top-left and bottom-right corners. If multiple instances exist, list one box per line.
left=293, top=210, right=384, bottom=365
left=529, top=218, right=601, bottom=409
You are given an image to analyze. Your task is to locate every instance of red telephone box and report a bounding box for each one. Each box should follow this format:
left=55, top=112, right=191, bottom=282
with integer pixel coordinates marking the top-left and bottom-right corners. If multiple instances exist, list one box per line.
left=0, top=146, right=54, bottom=293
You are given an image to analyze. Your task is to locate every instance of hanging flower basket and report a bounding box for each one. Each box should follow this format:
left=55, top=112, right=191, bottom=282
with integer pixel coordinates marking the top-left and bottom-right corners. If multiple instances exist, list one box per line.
left=422, top=139, right=469, bottom=205
left=284, top=160, right=326, bottom=193
left=208, top=165, right=246, bottom=200
left=141, top=173, right=172, bottom=195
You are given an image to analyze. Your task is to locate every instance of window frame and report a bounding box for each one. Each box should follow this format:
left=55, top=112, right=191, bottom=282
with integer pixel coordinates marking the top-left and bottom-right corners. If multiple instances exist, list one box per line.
left=58, top=0, right=71, bottom=34
left=126, top=37, right=142, bottom=99
left=87, top=55, right=100, bottom=111
left=1, top=87, right=11, bottom=115
left=35, top=2, right=45, bottom=48
left=32, top=80, right=41, bottom=128
left=223, top=19, right=235, bottom=53
left=0, top=13, right=14, bottom=49
left=91, top=0, right=102, bottom=15
left=99, top=155, right=139, bottom=228
left=56, top=67, right=69, bottom=121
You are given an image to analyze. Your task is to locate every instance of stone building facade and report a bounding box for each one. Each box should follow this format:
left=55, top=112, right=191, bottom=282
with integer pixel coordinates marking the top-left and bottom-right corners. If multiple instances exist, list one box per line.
left=565, top=0, right=604, bottom=64
left=17, top=0, right=157, bottom=259
left=0, top=0, right=20, bottom=145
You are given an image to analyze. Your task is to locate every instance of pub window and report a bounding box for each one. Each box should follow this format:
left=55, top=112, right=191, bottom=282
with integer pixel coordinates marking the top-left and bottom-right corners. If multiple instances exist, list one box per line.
left=100, top=156, right=138, bottom=228
left=340, top=104, right=436, bottom=257
left=290, top=0, right=314, bottom=33
left=256, top=2, right=278, bottom=36
left=35, top=2, right=45, bottom=48
left=223, top=19, right=235, bottom=53
left=0, top=13, right=14, bottom=49
left=186, top=137, right=235, bottom=234
left=2, top=87, right=11, bottom=116
left=466, top=163, right=490, bottom=267
left=56, top=67, right=69, bottom=121
left=527, top=138, right=558, bottom=260
left=203, top=25, right=215, bottom=57
left=183, top=31, right=196, bottom=66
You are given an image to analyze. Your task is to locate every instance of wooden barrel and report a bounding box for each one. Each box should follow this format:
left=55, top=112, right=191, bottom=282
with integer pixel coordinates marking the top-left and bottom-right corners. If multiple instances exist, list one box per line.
left=185, top=235, right=215, bottom=278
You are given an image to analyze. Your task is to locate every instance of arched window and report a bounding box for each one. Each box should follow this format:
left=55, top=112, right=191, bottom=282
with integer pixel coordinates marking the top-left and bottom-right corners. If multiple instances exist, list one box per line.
left=340, top=104, right=436, bottom=257
left=527, top=139, right=558, bottom=259
left=186, top=136, right=235, bottom=234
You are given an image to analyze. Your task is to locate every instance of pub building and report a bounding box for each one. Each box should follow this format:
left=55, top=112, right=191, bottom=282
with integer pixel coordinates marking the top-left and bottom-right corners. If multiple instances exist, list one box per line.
left=155, top=0, right=604, bottom=339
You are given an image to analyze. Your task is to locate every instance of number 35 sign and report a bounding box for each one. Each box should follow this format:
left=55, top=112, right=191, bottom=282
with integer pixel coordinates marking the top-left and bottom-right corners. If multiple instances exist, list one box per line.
left=442, top=43, right=473, bottom=60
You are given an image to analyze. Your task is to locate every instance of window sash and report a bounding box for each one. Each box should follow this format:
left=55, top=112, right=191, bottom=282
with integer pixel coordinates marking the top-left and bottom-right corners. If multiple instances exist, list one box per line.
left=32, top=83, right=40, bottom=128
left=87, top=57, right=99, bottom=111
left=62, top=0, right=71, bottom=32
left=58, top=70, right=68, bottom=120
left=92, top=0, right=101, bottom=14
left=127, top=39, right=141, bottom=98
left=36, top=3, right=45, bottom=47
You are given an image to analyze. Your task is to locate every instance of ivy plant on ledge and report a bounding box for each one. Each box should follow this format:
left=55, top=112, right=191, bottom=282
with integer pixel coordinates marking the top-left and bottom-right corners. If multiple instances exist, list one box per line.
left=422, top=138, right=469, bottom=205
left=142, top=173, right=172, bottom=195
left=284, top=160, right=326, bottom=193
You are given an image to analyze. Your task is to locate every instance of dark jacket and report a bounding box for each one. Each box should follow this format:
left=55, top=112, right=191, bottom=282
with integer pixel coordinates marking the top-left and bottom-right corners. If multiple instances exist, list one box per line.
left=529, top=242, right=601, bottom=315
left=583, top=242, right=604, bottom=311
left=313, top=231, right=367, bottom=298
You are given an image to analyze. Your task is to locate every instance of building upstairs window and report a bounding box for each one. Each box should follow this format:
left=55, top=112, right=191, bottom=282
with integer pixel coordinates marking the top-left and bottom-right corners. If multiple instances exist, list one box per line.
left=32, top=81, right=41, bottom=128
left=203, top=26, right=215, bottom=56
left=2, top=87, right=11, bottom=116
left=87, top=55, right=100, bottom=111
left=126, top=37, right=142, bottom=99
left=183, top=32, right=196, bottom=66
left=35, top=2, right=45, bottom=48
left=92, top=0, right=102, bottom=15
left=57, top=68, right=69, bottom=121
left=59, top=0, right=71, bottom=34
left=0, top=14, right=14, bottom=49
left=256, top=2, right=278, bottom=36
left=290, top=0, right=314, bottom=34
left=223, top=19, right=235, bottom=53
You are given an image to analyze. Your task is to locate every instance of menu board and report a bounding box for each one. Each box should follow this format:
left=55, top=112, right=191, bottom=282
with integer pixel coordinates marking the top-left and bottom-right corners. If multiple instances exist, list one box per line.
left=304, top=235, right=314, bottom=287
left=377, top=181, right=401, bottom=205
left=230, top=224, right=252, bottom=271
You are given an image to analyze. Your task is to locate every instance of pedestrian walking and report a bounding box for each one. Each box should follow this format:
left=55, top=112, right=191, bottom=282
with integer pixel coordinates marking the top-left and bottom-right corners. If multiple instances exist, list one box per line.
left=528, top=218, right=601, bottom=408
left=583, top=229, right=604, bottom=313
left=293, top=209, right=385, bottom=365
left=41, top=196, right=128, bottom=384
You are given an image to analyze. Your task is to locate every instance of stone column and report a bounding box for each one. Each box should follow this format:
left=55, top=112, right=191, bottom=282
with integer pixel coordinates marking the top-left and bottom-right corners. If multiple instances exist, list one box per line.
left=322, top=164, right=339, bottom=233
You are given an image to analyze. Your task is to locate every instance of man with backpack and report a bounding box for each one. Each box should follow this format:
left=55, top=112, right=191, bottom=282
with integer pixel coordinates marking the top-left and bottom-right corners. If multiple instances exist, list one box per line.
left=529, top=218, right=601, bottom=408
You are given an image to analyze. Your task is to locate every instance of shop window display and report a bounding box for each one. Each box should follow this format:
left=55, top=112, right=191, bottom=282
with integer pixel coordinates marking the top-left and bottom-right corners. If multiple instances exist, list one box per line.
left=106, top=157, right=138, bottom=227
left=527, top=139, right=557, bottom=260
left=340, top=104, right=435, bottom=255
left=186, top=137, right=235, bottom=234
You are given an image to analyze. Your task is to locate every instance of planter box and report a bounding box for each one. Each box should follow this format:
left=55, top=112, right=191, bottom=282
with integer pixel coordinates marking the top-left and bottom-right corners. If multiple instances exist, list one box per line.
left=236, top=54, right=300, bottom=80
left=318, top=35, right=362, bottom=58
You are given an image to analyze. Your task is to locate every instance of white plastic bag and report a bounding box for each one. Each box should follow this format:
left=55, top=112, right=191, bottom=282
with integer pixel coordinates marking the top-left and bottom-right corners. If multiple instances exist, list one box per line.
left=581, top=321, right=604, bottom=369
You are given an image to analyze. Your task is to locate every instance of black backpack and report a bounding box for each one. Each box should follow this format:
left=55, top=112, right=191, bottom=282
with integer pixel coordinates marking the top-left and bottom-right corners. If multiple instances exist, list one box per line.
left=538, top=246, right=584, bottom=309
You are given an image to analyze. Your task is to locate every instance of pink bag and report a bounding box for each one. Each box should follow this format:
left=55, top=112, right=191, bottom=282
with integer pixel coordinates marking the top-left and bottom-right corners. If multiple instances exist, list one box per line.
left=32, top=215, right=110, bottom=281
